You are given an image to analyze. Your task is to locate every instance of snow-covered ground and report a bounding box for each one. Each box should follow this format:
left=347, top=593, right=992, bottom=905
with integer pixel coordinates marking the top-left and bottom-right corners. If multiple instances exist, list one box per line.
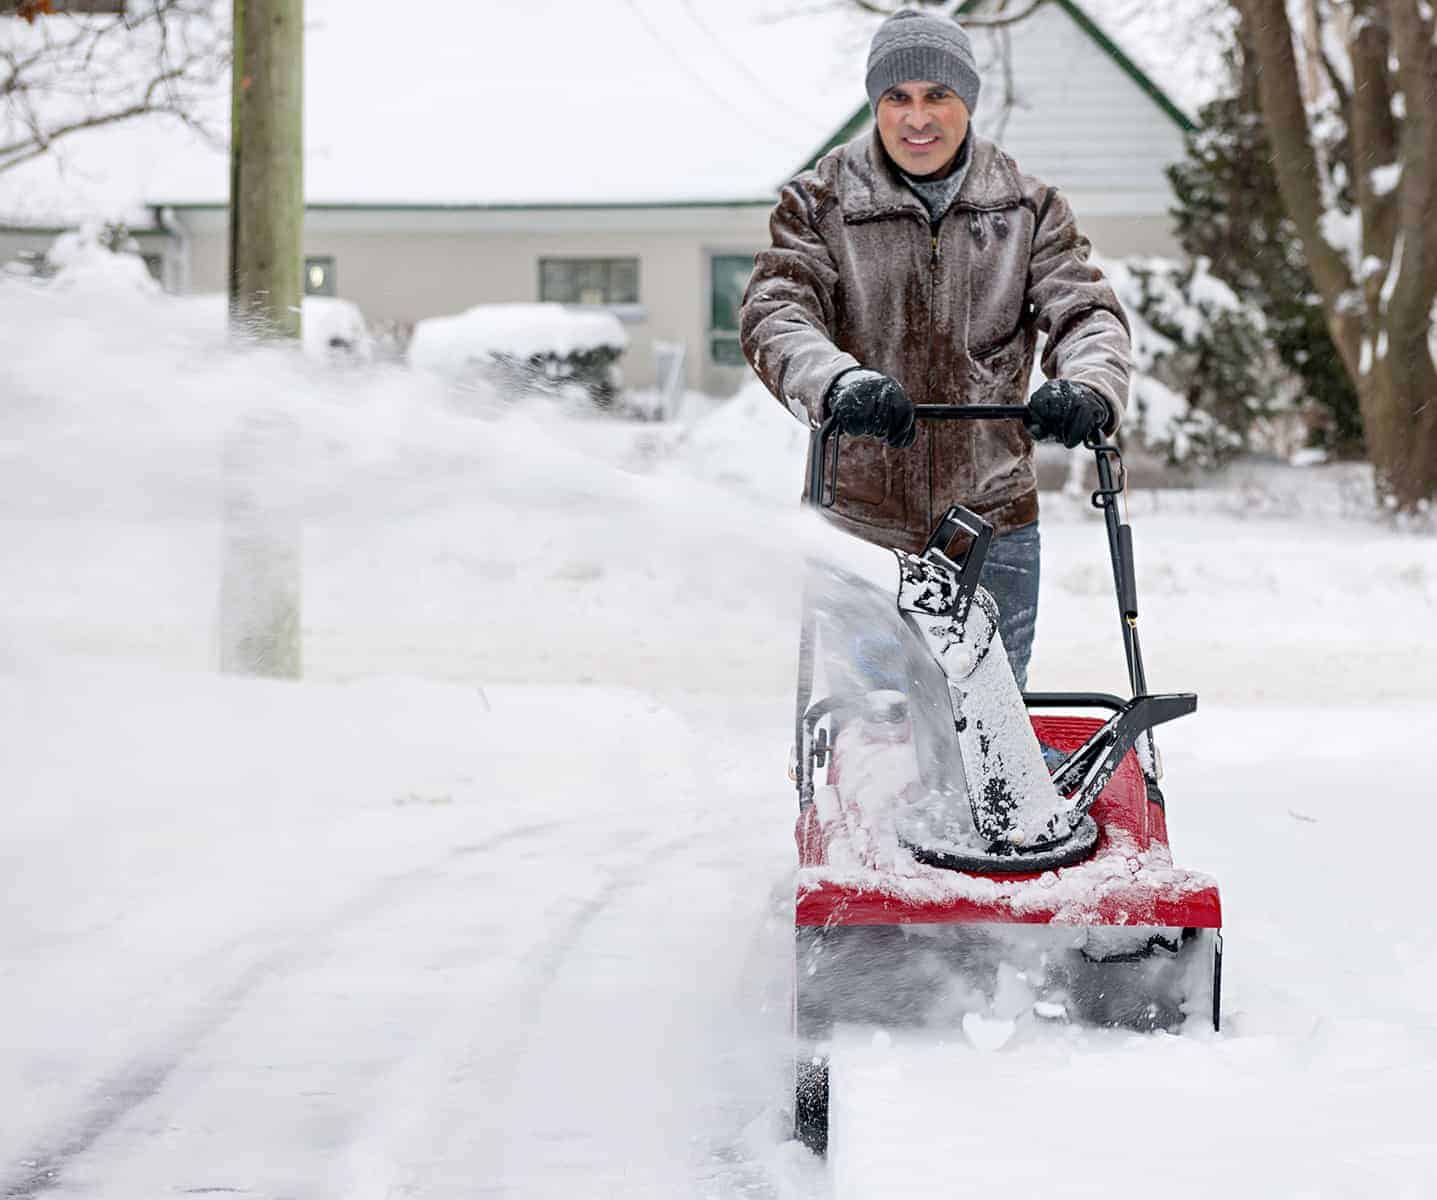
left=3, top=281, right=1436, bottom=1198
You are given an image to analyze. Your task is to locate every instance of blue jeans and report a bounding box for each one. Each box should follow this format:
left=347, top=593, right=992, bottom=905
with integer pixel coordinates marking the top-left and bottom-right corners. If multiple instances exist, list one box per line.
left=978, top=520, right=1040, bottom=689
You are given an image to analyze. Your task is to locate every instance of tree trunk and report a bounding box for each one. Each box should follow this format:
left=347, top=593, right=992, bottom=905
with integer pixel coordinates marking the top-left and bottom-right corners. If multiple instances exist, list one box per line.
left=220, top=0, right=304, bottom=678
left=228, top=0, right=303, bottom=337
left=1237, top=0, right=1437, bottom=513
left=1365, top=315, right=1437, bottom=509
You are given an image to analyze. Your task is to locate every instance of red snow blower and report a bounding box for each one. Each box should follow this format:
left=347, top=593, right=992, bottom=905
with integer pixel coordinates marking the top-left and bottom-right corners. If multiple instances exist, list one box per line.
left=789, top=406, right=1223, bottom=1154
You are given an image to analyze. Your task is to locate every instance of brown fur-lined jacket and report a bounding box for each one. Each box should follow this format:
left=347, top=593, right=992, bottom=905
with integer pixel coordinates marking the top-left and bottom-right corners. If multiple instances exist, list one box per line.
left=740, top=131, right=1131, bottom=552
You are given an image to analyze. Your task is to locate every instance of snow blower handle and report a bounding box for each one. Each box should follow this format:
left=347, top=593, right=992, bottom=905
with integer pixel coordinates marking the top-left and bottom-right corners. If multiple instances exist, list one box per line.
left=806, top=405, right=1153, bottom=741
left=806, top=405, right=1029, bottom=509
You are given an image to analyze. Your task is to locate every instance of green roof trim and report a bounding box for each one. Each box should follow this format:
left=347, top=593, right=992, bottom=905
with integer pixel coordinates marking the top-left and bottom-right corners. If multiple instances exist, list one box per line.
left=799, top=102, right=874, bottom=173
left=148, top=198, right=778, bottom=214
left=0, top=219, right=164, bottom=236
left=1059, top=0, right=1194, bottom=133
left=795, top=0, right=1193, bottom=176
left=0, top=222, right=71, bottom=236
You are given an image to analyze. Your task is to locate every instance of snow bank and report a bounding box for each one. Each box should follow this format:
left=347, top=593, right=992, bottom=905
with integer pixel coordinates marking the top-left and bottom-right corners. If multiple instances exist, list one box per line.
left=665, top=377, right=809, bottom=505
left=44, top=225, right=161, bottom=295
left=408, top=302, right=627, bottom=373
left=4, top=229, right=373, bottom=363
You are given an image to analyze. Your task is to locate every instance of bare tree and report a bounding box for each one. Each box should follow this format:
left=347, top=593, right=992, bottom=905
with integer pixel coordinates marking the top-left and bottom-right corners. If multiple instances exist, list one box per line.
left=1, top=0, right=228, bottom=176
left=1237, top=0, right=1436, bottom=512
left=830, top=0, right=1048, bottom=23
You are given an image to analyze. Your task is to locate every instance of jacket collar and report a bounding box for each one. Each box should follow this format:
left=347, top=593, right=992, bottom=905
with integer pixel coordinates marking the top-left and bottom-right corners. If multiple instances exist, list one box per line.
left=836, top=131, right=1023, bottom=222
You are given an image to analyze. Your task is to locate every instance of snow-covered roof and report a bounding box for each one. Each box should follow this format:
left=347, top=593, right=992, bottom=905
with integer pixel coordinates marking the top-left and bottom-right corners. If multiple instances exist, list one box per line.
left=0, top=0, right=1229, bottom=226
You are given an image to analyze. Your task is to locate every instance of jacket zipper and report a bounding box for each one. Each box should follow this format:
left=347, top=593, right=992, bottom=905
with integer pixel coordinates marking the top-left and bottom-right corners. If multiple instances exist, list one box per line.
left=927, top=221, right=940, bottom=529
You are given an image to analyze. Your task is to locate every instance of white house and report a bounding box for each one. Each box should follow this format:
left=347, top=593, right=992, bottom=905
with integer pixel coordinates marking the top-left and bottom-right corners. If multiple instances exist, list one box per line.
left=0, top=0, right=1220, bottom=395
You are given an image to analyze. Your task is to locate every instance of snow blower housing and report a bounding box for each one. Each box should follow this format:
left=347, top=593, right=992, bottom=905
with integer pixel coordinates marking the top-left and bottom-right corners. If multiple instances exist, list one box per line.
left=790, top=407, right=1224, bottom=1154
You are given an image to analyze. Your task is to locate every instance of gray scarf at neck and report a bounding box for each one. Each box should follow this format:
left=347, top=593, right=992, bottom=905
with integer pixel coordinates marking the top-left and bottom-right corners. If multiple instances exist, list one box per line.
left=899, top=134, right=972, bottom=223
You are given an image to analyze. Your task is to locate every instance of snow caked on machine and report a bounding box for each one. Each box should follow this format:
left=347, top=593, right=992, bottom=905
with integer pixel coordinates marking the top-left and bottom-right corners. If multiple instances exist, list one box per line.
left=790, top=407, right=1223, bottom=1154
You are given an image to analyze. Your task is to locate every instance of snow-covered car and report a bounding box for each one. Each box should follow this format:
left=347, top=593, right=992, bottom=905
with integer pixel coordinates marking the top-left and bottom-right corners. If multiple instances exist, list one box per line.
left=407, top=302, right=627, bottom=406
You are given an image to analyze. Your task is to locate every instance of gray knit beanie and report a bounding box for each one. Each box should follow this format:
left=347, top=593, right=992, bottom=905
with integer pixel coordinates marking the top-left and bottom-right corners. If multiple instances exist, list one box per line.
left=865, top=9, right=980, bottom=117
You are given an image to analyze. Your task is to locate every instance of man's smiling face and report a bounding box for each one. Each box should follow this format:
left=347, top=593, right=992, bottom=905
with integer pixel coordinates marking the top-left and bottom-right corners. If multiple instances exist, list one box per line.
left=875, top=80, right=970, bottom=177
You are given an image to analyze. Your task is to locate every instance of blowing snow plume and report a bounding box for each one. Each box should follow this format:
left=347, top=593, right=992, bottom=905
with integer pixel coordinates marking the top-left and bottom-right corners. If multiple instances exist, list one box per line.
left=0, top=267, right=839, bottom=690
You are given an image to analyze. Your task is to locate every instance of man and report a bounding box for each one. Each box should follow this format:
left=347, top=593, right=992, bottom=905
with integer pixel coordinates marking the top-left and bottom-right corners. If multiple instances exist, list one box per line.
left=740, top=8, right=1131, bottom=687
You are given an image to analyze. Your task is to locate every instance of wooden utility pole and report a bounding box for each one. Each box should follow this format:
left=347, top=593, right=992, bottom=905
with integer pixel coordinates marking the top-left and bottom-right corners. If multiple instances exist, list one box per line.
left=228, top=0, right=303, bottom=337
left=219, top=0, right=304, bottom=679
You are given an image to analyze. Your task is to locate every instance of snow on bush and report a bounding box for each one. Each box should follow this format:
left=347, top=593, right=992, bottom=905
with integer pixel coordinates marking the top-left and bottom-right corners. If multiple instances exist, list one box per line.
left=17, top=222, right=160, bottom=295
left=1102, top=254, right=1299, bottom=467
left=302, top=296, right=373, bottom=362
left=410, top=303, right=626, bottom=363
left=409, top=302, right=628, bottom=407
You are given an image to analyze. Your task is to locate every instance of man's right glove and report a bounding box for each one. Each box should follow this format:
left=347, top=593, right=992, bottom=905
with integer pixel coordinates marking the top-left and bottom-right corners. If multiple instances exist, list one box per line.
left=1025, top=379, right=1111, bottom=449
left=825, top=369, right=917, bottom=449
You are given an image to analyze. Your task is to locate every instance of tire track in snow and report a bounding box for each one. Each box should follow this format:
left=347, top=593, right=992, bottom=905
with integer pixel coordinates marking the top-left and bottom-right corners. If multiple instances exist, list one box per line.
left=1, top=821, right=560, bottom=1199
left=384, top=828, right=708, bottom=1195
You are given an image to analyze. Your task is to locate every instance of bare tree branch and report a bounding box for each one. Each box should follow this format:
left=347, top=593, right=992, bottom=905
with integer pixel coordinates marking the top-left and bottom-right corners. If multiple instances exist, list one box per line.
left=798, top=0, right=1047, bottom=25
left=960, top=0, right=1050, bottom=30
left=0, top=0, right=228, bottom=177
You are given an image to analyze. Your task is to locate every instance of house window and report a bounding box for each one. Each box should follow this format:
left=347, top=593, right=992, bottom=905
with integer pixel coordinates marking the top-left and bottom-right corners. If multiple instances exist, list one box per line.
left=305, top=255, right=336, bottom=297
left=539, top=257, right=638, bottom=306
left=709, top=253, right=755, bottom=366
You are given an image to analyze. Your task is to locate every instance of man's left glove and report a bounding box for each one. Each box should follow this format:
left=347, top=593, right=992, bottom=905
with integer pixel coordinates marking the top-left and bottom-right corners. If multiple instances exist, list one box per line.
left=1025, top=380, right=1111, bottom=449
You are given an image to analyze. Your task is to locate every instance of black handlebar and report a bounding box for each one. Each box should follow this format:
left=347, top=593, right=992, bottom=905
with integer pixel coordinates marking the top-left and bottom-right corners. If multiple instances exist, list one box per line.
left=803, top=401, right=1149, bottom=730
left=807, top=404, right=1033, bottom=508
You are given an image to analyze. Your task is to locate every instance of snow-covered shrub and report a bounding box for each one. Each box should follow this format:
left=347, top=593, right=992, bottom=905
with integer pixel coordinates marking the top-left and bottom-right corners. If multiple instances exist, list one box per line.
left=1105, top=255, right=1298, bottom=469
left=408, top=303, right=627, bottom=408
left=301, top=296, right=374, bottom=364
left=4, top=222, right=160, bottom=294
left=1167, top=62, right=1363, bottom=458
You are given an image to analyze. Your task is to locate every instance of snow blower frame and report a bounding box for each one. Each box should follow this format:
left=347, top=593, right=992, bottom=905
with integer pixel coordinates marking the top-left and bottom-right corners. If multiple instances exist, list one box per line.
left=789, top=406, right=1224, bottom=1154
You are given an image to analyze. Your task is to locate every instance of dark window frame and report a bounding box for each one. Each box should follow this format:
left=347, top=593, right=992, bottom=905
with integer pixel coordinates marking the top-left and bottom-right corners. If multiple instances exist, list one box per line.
left=304, top=255, right=336, bottom=297
left=708, top=251, right=756, bottom=367
left=538, top=256, right=640, bottom=306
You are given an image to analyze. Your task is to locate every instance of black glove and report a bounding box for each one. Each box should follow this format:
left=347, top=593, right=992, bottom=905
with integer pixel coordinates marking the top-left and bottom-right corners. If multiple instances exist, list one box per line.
left=1025, top=379, right=1111, bottom=449
left=825, top=369, right=917, bottom=449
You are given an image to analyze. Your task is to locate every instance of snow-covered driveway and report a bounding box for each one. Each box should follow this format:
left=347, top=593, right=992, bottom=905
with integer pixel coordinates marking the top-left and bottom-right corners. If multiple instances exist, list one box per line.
left=4, top=291, right=1436, bottom=1195
left=2, top=671, right=800, bottom=1197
